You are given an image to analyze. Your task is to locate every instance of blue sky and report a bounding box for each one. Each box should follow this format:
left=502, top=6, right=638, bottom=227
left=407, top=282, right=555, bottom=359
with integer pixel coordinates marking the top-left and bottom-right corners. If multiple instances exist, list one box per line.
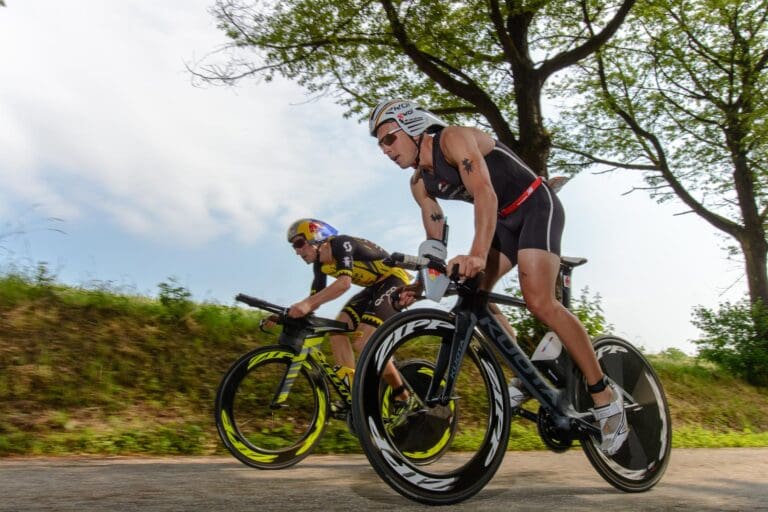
left=0, top=0, right=747, bottom=354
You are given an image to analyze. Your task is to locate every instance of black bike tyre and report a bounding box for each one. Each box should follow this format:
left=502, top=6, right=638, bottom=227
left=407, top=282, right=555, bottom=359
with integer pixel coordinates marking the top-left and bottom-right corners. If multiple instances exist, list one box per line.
left=580, top=335, right=672, bottom=491
left=353, top=309, right=510, bottom=505
left=215, top=345, right=330, bottom=470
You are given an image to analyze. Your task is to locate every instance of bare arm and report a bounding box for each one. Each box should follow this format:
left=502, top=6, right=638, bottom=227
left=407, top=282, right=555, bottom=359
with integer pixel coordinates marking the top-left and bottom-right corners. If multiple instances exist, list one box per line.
left=440, top=127, right=498, bottom=275
left=289, top=275, right=352, bottom=317
left=410, top=173, right=445, bottom=240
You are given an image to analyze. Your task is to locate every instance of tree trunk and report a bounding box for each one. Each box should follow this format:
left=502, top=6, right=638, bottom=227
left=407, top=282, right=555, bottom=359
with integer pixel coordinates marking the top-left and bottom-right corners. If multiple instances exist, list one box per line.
left=727, top=121, right=768, bottom=308
left=740, top=231, right=768, bottom=307
left=503, top=8, right=551, bottom=177
left=513, top=75, right=551, bottom=177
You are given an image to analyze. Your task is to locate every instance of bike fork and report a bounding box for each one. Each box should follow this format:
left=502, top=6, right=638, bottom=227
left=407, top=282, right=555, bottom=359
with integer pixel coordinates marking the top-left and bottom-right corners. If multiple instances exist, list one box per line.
left=425, top=310, right=476, bottom=407
left=270, top=337, right=323, bottom=408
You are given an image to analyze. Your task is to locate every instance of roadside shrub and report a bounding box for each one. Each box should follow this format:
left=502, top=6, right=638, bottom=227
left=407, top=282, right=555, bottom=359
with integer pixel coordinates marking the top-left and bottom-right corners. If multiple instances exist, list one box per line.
left=157, top=277, right=194, bottom=321
left=692, top=300, right=768, bottom=387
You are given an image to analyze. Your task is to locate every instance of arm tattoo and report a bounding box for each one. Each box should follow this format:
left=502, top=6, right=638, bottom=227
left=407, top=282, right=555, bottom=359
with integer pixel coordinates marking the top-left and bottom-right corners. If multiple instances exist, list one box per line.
left=461, top=158, right=474, bottom=174
left=430, top=212, right=444, bottom=222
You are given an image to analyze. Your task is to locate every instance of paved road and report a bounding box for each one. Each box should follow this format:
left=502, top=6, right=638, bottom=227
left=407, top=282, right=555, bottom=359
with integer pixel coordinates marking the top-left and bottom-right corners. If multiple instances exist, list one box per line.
left=1, top=448, right=766, bottom=511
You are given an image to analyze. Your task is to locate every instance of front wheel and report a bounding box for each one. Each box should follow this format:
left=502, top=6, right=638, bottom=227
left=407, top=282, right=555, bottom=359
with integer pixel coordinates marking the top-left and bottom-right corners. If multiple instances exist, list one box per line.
left=215, top=345, right=329, bottom=469
left=353, top=309, right=510, bottom=505
left=578, top=335, right=672, bottom=491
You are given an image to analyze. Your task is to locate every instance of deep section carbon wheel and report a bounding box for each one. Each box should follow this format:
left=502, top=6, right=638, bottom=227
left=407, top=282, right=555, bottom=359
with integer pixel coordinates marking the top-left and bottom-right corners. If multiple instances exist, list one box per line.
left=577, top=335, right=672, bottom=491
left=215, top=345, right=329, bottom=469
left=353, top=309, right=510, bottom=505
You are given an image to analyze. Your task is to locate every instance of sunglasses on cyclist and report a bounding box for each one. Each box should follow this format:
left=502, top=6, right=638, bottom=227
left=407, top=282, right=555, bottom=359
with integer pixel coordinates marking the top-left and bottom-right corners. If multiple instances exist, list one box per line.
left=291, top=238, right=308, bottom=249
left=377, top=126, right=402, bottom=147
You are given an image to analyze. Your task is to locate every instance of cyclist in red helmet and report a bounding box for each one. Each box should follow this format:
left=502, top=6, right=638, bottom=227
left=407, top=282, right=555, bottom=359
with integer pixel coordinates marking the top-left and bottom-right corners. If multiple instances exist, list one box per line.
left=368, top=99, right=628, bottom=455
left=286, top=218, right=416, bottom=417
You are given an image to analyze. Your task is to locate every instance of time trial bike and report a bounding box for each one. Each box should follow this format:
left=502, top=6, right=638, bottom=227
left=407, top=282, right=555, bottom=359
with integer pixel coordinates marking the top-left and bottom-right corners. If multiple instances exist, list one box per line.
left=352, top=253, right=671, bottom=504
left=215, top=293, right=458, bottom=469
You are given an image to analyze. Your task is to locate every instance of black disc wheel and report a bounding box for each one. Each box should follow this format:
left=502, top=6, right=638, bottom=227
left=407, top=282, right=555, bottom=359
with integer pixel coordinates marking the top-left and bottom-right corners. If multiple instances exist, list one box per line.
left=353, top=309, right=510, bottom=505
left=215, top=345, right=329, bottom=469
left=577, top=336, right=672, bottom=491
left=384, top=359, right=459, bottom=465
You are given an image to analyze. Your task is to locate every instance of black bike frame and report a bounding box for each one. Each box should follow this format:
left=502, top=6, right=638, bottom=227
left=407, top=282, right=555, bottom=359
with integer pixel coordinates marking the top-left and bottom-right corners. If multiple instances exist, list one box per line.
left=423, top=280, right=601, bottom=438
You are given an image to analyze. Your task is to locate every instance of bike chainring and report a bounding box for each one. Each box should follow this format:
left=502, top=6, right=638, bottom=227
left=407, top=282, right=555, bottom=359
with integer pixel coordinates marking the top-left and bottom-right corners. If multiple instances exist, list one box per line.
left=536, top=407, right=574, bottom=453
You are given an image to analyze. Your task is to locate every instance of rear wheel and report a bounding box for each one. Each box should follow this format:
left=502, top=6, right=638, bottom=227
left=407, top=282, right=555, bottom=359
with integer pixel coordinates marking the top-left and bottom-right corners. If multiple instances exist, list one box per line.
left=578, top=336, right=672, bottom=491
left=353, top=309, right=509, bottom=505
left=215, top=345, right=329, bottom=469
left=386, top=359, right=459, bottom=465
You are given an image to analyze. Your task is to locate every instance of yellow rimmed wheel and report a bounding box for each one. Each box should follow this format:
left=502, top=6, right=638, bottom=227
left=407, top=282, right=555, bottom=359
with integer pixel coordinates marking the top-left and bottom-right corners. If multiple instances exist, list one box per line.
left=215, top=345, right=329, bottom=469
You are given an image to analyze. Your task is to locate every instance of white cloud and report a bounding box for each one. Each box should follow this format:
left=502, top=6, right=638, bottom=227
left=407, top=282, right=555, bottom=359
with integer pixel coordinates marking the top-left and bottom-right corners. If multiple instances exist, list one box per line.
left=0, top=0, right=376, bottom=246
left=0, top=0, right=751, bottom=355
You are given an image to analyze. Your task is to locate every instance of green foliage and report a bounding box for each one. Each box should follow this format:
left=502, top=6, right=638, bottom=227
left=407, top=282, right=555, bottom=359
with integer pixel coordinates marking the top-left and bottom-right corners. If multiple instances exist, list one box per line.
left=554, top=0, right=768, bottom=195
left=0, top=271, right=270, bottom=456
left=551, top=0, right=768, bottom=310
left=196, top=0, right=633, bottom=162
left=503, top=286, right=612, bottom=353
left=656, top=347, right=689, bottom=361
left=1, top=273, right=767, bottom=456
left=692, top=300, right=768, bottom=387
left=157, top=277, right=194, bottom=321
left=671, top=426, right=768, bottom=448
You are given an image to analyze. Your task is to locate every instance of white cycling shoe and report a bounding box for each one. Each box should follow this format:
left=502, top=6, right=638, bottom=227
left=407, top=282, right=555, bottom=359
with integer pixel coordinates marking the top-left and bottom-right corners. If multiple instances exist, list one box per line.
left=592, top=383, right=629, bottom=456
left=507, top=377, right=531, bottom=409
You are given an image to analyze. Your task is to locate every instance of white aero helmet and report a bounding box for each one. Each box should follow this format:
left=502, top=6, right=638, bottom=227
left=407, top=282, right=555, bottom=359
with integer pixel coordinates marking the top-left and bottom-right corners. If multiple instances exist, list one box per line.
left=368, top=99, right=448, bottom=138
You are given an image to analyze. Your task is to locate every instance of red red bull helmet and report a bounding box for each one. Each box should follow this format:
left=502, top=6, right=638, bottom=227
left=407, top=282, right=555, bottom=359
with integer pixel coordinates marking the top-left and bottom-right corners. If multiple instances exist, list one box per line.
left=286, top=218, right=338, bottom=244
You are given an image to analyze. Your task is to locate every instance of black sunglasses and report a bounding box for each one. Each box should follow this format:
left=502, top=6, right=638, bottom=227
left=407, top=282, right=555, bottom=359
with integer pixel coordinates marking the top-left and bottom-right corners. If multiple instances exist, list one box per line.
left=378, top=126, right=402, bottom=147
left=291, top=238, right=307, bottom=249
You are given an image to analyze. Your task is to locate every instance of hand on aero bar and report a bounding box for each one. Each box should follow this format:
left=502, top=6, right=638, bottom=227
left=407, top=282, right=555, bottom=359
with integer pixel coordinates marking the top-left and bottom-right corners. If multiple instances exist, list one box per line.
left=395, top=281, right=424, bottom=310
left=288, top=300, right=313, bottom=318
left=446, top=254, right=485, bottom=279
left=260, top=314, right=281, bottom=330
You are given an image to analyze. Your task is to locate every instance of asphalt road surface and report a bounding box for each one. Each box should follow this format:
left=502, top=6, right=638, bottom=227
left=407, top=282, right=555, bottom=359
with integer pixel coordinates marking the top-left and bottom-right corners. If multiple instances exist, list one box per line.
left=1, top=448, right=766, bottom=511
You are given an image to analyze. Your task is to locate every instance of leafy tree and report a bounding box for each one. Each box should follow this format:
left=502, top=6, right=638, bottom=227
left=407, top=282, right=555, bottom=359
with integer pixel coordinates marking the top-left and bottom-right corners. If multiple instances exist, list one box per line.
left=194, top=0, right=635, bottom=176
left=553, top=0, right=768, bottom=312
left=692, top=300, right=768, bottom=386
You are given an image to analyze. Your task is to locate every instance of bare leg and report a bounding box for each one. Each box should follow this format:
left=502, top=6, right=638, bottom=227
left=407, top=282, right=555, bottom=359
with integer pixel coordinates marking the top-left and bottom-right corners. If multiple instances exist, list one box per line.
left=353, top=323, right=406, bottom=399
left=517, top=248, right=612, bottom=407
left=481, top=248, right=517, bottom=341
left=329, top=312, right=356, bottom=369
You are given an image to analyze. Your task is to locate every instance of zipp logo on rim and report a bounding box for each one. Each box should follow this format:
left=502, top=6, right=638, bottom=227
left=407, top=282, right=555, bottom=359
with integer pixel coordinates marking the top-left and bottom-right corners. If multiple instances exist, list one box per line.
left=596, top=345, right=628, bottom=359
left=375, top=318, right=453, bottom=371
left=479, top=357, right=505, bottom=467
left=367, top=417, right=458, bottom=491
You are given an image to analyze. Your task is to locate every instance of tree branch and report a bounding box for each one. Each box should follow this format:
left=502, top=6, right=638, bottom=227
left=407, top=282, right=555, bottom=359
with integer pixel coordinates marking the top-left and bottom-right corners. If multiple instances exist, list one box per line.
left=378, top=0, right=517, bottom=144
left=594, top=50, right=743, bottom=237
left=488, top=0, right=524, bottom=66
left=538, top=0, right=636, bottom=80
left=553, top=144, right=659, bottom=171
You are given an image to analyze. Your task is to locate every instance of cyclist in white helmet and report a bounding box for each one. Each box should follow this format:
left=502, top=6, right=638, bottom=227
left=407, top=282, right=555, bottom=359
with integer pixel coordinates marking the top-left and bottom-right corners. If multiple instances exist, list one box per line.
left=368, top=99, right=628, bottom=455
left=285, top=218, right=417, bottom=421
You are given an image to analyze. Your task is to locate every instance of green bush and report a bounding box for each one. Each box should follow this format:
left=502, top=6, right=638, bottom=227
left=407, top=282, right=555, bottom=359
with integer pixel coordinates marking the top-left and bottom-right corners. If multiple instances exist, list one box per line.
left=692, top=300, right=768, bottom=387
left=157, top=277, right=194, bottom=321
left=2, top=269, right=766, bottom=456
